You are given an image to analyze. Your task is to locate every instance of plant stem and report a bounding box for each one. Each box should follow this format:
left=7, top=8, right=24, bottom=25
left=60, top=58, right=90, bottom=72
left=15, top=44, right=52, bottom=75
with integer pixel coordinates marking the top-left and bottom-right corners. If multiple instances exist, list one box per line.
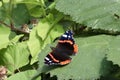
left=43, top=12, right=64, bottom=41
left=0, top=20, right=11, bottom=27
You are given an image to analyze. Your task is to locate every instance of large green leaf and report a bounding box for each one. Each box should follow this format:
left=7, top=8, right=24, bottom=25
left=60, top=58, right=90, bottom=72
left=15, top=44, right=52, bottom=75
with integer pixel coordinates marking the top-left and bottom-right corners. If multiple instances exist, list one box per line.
left=0, top=42, right=30, bottom=74
left=0, top=26, right=10, bottom=49
left=38, top=35, right=112, bottom=80
left=56, top=0, right=120, bottom=31
left=7, top=70, right=40, bottom=80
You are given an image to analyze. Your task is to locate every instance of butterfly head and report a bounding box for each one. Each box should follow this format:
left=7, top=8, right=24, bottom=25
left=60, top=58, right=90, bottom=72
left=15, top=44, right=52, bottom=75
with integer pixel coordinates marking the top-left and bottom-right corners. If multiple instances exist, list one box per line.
left=64, top=30, right=73, bottom=36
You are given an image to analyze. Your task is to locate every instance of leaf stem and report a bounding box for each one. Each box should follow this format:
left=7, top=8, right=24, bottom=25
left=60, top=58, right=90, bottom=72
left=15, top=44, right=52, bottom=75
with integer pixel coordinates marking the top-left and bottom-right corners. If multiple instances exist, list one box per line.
left=9, top=0, right=15, bottom=28
left=47, top=2, right=55, bottom=10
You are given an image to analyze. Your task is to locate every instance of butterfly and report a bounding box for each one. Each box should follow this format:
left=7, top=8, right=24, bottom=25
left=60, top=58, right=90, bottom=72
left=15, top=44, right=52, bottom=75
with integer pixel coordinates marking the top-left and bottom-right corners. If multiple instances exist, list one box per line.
left=44, top=30, right=78, bottom=65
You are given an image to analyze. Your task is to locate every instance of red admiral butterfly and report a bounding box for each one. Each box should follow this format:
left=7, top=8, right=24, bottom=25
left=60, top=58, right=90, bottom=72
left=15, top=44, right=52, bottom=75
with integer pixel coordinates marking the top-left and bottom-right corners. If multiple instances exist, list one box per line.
left=44, top=30, right=78, bottom=65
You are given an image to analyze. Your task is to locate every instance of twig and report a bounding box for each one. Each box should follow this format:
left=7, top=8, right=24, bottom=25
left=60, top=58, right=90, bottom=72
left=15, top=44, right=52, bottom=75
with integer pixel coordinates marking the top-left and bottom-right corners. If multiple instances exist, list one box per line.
left=0, top=20, right=29, bottom=34
left=0, top=20, right=11, bottom=28
left=12, top=28, right=30, bottom=34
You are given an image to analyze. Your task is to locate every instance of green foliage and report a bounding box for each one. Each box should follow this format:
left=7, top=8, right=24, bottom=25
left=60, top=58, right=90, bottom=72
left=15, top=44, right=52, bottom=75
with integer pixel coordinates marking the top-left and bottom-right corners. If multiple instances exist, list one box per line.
left=56, top=0, right=120, bottom=31
left=0, top=0, right=64, bottom=79
left=1, top=0, right=120, bottom=80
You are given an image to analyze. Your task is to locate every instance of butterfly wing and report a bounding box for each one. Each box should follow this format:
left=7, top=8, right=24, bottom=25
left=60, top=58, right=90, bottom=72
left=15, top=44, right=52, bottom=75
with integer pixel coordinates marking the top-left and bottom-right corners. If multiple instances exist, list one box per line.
left=44, top=30, right=78, bottom=65
left=44, top=48, right=71, bottom=65
left=58, top=30, right=78, bottom=55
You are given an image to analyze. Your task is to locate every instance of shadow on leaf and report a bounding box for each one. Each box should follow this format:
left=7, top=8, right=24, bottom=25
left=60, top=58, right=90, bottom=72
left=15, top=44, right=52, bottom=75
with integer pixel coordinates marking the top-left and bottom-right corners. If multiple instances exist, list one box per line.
left=41, top=64, right=67, bottom=72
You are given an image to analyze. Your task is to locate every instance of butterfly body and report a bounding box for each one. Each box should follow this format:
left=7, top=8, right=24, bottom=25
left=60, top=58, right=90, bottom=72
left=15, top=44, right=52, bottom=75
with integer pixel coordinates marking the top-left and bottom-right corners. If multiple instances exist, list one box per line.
left=44, top=30, right=78, bottom=65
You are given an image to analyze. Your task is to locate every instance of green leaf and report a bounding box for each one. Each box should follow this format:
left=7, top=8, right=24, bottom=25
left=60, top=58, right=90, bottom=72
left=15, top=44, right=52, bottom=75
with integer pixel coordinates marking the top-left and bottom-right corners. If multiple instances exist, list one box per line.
left=7, top=70, right=40, bottom=80
left=17, top=0, right=44, bottom=17
left=0, top=2, right=2, bottom=7
left=50, top=24, right=64, bottom=41
left=107, top=36, right=120, bottom=66
left=36, top=22, right=51, bottom=40
left=10, top=34, right=23, bottom=42
left=12, top=4, right=30, bottom=27
left=38, top=35, right=112, bottom=80
left=9, top=32, right=17, bottom=40
left=56, top=0, right=120, bottom=31
left=36, top=22, right=64, bottom=49
left=0, top=25, right=10, bottom=49
left=0, top=42, right=30, bottom=74
left=27, top=27, right=42, bottom=64
left=0, top=3, right=9, bottom=21
left=46, top=13, right=54, bottom=24
left=29, top=6, right=43, bottom=17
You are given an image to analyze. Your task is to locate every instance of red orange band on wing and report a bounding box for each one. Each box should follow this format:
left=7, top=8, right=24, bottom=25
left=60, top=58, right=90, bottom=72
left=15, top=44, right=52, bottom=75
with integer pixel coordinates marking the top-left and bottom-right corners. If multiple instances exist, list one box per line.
left=60, top=59, right=71, bottom=65
left=49, top=53, right=71, bottom=65
left=58, top=40, right=73, bottom=45
left=73, top=44, right=78, bottom=53
left=49, top=53, right=59, bottom=62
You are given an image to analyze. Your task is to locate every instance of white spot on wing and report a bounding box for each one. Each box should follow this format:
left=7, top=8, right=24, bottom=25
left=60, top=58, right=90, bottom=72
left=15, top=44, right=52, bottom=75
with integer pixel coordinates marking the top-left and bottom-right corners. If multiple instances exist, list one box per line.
left=62, top=34, right=67, bottom=38
left=45, top=57, right=49, bottom=60
left=49, top=60, right=52, bottom=62
left=68, top=36, right=71, bottom=38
